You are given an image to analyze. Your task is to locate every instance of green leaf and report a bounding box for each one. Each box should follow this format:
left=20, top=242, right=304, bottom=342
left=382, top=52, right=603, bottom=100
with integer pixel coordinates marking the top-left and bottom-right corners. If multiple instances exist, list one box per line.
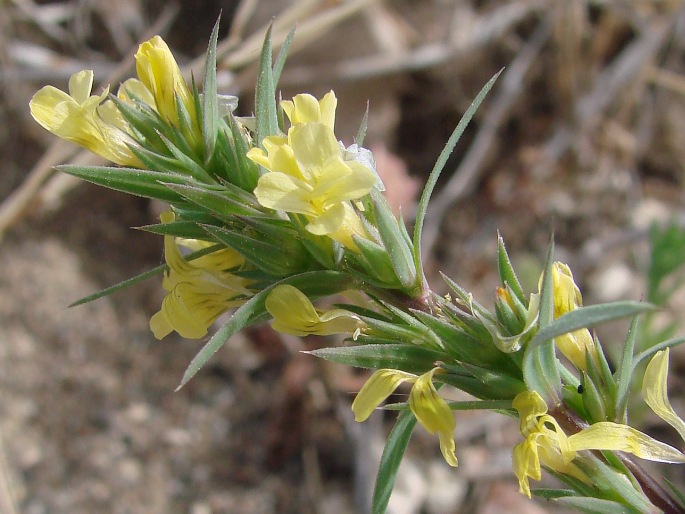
left=309, top=344, right=446, bottom=374
left=531, top=302, right=654, bottom=350
left=202, top=17, right=220, bottom=163
left=255, top=24, right=278, bottom=148
left=523, top=239, right=561, bottom=404
left=57, top=165, right=187, bottom=203
left=158, top=133, right=214, bottom=183
left=69, top=244, right=224, bottom=307
left=554, top=496, right=641, bottom=514
left=164, top=182, right=262, bottom=218
left=614, top=315, right=639, bottom=423
left=201, top=224, right=309, bottom=276
left=178, top=271, right=353, bottom=388
left=413, top=71, right=501, bottom=285
left=355, top=102, right=369, bottom=147
left=272, top=25, right=296, bottom=86
left=371, top=188, right=417, bottom=291
left=138, top=220, right=208, bottom=239
left=497, top=233, right=525, bottom=305
left=632, top=334, right=685, bottom=369
left=372, top=410, right=416, bottom=514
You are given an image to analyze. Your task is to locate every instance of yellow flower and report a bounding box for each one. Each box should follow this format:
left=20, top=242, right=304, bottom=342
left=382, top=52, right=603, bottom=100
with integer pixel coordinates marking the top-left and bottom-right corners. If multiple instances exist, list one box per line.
left=150, top=212, right=251, bottom=339
left=30, top=70, right=140, bottom=166
left=511, top=390, right=685, bottom=498
left=352, top=367, right=458, bottom=467
left=135, top=36, right=195, bottom=128
left=264, top=284, right=362, bottom=337
left=545, top=262, right=599, bottom=370
left=281, top=91, right=337, bottom=129
left=247, top=117, right=376, bottom=250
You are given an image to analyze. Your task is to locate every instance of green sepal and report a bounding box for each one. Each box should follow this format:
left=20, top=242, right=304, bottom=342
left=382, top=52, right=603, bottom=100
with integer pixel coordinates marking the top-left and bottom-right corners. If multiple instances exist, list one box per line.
left=580, top=371, right=607, bottom=423
left=614, top=315, right=639, bottom=423
left=202, top=17, right=220, bottom=163
left=308, top=344, right=447, bottom=374
left=497, top=233, right=526, bottom=305
left=352, top=237, right=404, bottom=288
left=370, top=188, right=418, bottom=292
left=57, top=165, right=187, bottom=203
left=562, top=384, right=588, bottom=420
left=226, top=114, right=259, bottom=191
left=371, top=410, right=416, bottom=514
left=255, top=24, right=278, bottom=147
left=523, top=239, right=562, bottom=405
left=178, top=270, right=354, bottom=388
left=201, top=224, right=310, bottom=276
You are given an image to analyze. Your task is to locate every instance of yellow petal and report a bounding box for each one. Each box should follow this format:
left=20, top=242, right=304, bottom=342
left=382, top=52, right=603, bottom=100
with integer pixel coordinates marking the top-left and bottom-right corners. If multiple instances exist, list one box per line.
left=437, top=430, right=458, bottom=467
left=512, top=390, right=548, bottom=436
left=68, top=69, right=95, bottom=104
left=305, top=203, right=346, bottom=236
left=265, top=284, right=360, bottom=337
left=568, top=422, right=685, bottom=463
left=351, top=369, right=417, bottom=422
left=135, top=36, right=193, bottom=126
left=643, top=348, right=685, bottom=442
left=253, top=172, right=315, bottom=214
left=288, top=123, right=340, bottom=171
left=409, top=369, right=456, bottom=435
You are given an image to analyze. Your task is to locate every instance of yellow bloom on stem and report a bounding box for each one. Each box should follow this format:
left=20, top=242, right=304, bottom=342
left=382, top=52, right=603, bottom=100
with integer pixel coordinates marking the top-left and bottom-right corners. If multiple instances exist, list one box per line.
left=29, top=70, right=140, bottom=166
left=352, top=367, right=458, bottom=467
left=264, top=284, right=362, bottom=337
left=548, top=262, right=599, bottom=371
left=135, top=36, right=195, bottom=128
left=247, top=91, right=376, bottom=251
left=150, top=212, right=251, bottom=340
left=511, top=390, right=685, bottom=498
left=281, top=91, right=337, bottom=129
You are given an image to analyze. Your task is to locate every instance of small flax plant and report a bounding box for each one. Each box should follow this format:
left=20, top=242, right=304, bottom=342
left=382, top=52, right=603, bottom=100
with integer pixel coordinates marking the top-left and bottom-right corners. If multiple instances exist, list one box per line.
left=30, top=23, right=685, bottom=514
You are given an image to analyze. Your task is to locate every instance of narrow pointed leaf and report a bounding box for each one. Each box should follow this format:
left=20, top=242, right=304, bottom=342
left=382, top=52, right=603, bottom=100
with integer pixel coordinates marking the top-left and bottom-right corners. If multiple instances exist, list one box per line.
left=497, top=233, right=525, bottom=304
left=615, top=316, right=639, bottom=423
left=308, top=344, right=446, bottom=374
left=255, top=24, right=278, bottom=147
left=413, top=71, right=501, bottom=281
left=202, top=17, right=220, bottom=162
left=58, top=165, right=187, bottom=202
left=272, top=25, right=296, bottom=86
left=372, top=410, right=416, bottom=514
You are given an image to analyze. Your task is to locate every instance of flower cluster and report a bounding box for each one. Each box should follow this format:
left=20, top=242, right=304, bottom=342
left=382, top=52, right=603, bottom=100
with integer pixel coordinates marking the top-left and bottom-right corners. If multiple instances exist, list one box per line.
left=29, top=27, right=685, bottom=514
left=247, top=92, right=377, bottom=251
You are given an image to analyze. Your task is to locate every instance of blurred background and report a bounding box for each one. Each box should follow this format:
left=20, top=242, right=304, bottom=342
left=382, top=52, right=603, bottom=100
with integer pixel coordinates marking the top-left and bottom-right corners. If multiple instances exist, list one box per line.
left=2, top=1, right=685, bottom=512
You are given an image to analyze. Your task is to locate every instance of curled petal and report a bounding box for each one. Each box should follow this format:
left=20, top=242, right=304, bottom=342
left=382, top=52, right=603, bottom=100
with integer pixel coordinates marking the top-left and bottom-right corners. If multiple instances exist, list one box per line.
left=643, top=348, right=685, bottom=442
left=265, top=284, right=361, bottom=337
left=352, top=369, right=417, bottom=422
left=568, top=422, right=685, bottom=463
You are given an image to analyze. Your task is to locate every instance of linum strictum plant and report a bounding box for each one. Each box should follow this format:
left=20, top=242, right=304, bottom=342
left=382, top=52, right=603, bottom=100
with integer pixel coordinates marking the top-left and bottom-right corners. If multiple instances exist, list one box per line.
left=29, top=20, right=685, bottom=514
